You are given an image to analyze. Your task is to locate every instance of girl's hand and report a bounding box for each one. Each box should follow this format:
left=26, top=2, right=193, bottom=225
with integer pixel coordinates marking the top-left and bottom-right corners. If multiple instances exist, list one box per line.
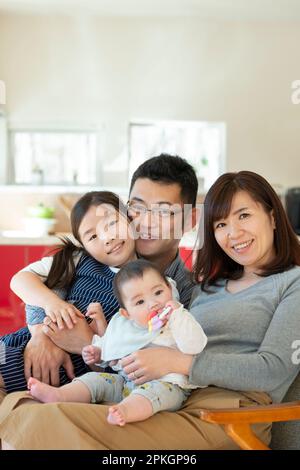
left=86, top=302, right=107, bottom=336
left=44, top=299, right=83, bottom=330
left=82, top=345, right=101, bottom=365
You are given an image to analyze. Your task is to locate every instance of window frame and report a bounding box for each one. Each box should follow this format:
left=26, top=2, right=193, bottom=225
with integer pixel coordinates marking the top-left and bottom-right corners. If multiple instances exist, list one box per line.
left=6, top=122, right=103, bottom=187
left=128, top=120, right=226, bottom=191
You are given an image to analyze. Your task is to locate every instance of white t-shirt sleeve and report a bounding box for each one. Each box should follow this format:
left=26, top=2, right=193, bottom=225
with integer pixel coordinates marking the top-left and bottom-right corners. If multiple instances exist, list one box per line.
left=20, top=256, right=54, bottom=280
left=92, top=334, right=114, bottom=368
left=92, top=334, right=104, bottom=349
left=168, top=305, right=208, bottom=355
left=20, top=252, right=82, bottom=281
left=167, top=276, right=180, bottom=301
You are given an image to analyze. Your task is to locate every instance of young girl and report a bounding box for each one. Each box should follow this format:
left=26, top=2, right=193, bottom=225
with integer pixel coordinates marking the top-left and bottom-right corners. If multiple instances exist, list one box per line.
left=0, top=191, right=137, bottom=393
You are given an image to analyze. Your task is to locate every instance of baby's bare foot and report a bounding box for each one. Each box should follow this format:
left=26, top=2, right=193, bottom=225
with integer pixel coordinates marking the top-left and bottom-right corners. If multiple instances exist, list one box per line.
left=107, top=405, right=127, bottom=426
left=27, top=377, right=63, bottom=403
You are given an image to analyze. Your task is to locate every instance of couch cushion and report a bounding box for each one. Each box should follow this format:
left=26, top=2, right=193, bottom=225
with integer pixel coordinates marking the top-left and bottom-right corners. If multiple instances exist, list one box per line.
left=271, top=374, right=300, bottom=450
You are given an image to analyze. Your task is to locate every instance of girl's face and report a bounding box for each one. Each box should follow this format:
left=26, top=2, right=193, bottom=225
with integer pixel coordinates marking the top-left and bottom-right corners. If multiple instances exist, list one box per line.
left=78, top=204, right=136, bottom=267
left=213, top=190, right=276, bottom=274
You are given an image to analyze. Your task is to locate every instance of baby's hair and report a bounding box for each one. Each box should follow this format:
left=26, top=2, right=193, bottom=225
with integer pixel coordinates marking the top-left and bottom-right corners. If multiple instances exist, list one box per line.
left=113, top=259, right=169, bottom=308
left=44, top=191, right=127, bottom=290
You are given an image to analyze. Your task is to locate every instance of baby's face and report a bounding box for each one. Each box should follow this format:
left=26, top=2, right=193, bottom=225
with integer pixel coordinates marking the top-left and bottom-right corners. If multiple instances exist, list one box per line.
left=121, top=269, right=172, bottom=327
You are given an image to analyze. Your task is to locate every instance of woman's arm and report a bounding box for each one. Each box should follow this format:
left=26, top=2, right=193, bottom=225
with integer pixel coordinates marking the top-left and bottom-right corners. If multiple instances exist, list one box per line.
left=189, top=271, right=300, bottom=398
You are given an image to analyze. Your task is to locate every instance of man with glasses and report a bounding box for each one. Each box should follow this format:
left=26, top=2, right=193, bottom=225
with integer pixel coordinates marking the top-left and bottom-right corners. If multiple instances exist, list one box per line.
left=127, top=153, right=198, bottom=309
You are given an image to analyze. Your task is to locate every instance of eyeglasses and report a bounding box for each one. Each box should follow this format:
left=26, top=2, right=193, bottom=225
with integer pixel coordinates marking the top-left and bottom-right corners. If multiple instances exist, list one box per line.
left=127, top=202, right=182, bottom=219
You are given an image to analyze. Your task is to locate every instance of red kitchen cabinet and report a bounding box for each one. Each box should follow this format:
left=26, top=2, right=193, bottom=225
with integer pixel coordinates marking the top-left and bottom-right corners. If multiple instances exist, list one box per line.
left=0, top=245, right=51, bottom=335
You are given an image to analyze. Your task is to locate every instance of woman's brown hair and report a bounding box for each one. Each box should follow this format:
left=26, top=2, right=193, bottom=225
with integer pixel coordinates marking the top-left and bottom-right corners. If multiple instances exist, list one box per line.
left=194, top=171, right=300, bottom=290
left=44, top=191, right=127, bottom=289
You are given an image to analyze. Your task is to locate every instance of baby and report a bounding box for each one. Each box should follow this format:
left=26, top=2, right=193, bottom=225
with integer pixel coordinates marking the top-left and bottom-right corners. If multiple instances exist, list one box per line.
left=28, top=259, right=207, bottom=426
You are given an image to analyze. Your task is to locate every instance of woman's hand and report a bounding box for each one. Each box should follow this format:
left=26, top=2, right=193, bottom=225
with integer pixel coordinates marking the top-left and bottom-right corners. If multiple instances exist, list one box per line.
left=42, top=314, right=94, bottom=355
left=120, top=347, right=194, bottom=385
left=44, top=299, right=83, bottom=330
left=24, top=326, right=75, bottom=386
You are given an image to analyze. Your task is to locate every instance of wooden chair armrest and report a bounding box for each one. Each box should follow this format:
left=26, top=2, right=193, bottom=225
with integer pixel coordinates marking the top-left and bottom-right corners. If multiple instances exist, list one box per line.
left=199, top=399, right=300, bottom=450
left=199, top=400, right=300, bottom=425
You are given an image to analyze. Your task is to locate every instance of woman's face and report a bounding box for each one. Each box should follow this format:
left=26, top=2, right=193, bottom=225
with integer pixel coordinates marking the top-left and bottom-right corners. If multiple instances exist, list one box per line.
left=213, top=190, right=276, bottom=274
left=78, top=204, right=136, bottom=267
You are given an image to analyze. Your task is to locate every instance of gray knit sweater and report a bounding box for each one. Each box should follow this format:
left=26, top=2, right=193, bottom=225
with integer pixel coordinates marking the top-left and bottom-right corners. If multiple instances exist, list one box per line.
left=189, top=266, right=300, bottom=402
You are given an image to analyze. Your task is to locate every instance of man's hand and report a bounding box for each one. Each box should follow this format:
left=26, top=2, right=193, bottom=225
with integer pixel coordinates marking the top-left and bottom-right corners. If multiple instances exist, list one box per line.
left=42, top=314, right=94, bottom=355
left=24, top=329, right=74, bottom=386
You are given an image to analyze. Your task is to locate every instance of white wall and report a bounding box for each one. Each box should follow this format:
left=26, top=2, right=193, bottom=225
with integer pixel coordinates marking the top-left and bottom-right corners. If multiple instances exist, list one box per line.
left=0, top=12, right=300, bottom=188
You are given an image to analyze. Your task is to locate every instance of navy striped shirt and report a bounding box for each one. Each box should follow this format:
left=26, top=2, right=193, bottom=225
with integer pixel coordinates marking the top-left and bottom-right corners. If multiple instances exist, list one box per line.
left=165, top=253, right=195, bottom=309
left=67, top=253, right=119, bottom=320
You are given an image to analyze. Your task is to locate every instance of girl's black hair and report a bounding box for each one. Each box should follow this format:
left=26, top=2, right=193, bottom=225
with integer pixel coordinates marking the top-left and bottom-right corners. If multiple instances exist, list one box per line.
left=43, top=191, right=127, bottom=289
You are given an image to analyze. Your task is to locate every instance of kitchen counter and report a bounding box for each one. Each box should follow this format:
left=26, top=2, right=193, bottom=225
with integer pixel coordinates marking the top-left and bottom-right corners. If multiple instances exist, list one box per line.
left=0, top=232, right=73, bottom=246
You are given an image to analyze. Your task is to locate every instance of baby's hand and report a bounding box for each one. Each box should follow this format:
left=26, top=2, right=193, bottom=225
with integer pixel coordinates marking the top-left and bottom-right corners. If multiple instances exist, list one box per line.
left=147, top=304, right=172, bottom=332
left=164, top=300, right=181, bottom=316
left=44, top=300, right=83, bottom=330
left=82, top=345, right=101, bottom=365
left=86, top=303, right=107, bottom=336
left=148, top=301, right=181, bottom=332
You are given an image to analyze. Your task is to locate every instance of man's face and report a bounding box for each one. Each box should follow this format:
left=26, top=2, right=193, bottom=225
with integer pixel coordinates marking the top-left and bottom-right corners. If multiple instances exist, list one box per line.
left=128, top=178, right=187, bottom=260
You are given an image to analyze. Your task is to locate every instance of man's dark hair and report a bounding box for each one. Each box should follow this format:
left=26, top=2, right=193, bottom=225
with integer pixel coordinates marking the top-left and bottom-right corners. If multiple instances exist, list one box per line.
left=113, top=259, right=169, bottom=308
left=129, top=154, right=198, bottom=207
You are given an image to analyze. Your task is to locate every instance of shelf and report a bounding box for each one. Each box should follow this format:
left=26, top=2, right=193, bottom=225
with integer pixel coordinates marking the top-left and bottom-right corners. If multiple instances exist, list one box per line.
left=0, top=185, right=129, bottom=194
left=0, top=232, right=73, bottom=246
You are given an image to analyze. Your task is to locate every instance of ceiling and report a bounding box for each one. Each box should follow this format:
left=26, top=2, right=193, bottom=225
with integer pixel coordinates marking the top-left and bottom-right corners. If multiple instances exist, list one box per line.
left=0, top=0, right=300, bottom=21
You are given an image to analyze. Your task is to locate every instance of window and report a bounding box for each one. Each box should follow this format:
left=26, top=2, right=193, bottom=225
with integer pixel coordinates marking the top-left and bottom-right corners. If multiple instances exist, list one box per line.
left=129, top=121, right=226, bottom=192
left=8, top=129, right=101, bottom=185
